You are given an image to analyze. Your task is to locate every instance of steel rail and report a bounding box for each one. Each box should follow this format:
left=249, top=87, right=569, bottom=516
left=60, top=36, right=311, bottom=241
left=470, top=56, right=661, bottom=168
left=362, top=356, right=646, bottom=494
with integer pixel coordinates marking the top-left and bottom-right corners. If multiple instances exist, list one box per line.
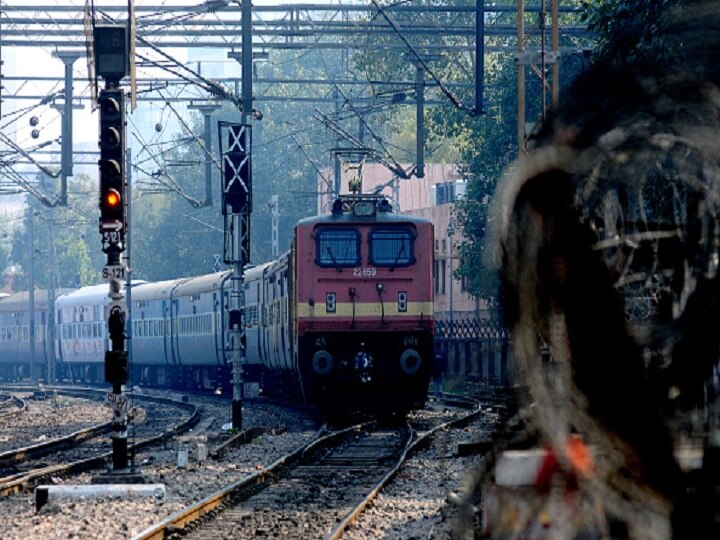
left=131, top=422, right=371, bottom=540
left=0, top=388, right=199, bottom=497
left=0, top=421, right=112, bottom=468
left=327, top=395, right=483, bottom=539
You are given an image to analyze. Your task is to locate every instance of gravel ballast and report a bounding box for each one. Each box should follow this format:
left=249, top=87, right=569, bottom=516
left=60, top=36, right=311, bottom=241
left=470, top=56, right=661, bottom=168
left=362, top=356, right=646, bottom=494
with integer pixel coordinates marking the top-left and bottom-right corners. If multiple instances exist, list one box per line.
left=0, top=398, right=499, bottom=539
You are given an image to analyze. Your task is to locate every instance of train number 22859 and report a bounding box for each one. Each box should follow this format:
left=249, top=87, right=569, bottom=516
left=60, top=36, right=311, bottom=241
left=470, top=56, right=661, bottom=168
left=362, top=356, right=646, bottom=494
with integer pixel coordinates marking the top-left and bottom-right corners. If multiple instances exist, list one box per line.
left=353, top=266, right=377, bottom=277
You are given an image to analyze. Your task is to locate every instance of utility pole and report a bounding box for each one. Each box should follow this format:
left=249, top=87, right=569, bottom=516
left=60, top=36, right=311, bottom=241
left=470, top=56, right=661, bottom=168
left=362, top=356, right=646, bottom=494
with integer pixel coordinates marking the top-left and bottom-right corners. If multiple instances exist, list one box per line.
left=551, top=0, right=560, bottom=108
left=415, top=63, right=425, bottom=178
left=188, top=102, right=221, bottom=206
left=333, top=87, right=342, bottom=196
left=270, top=195, right=279, bottom=258
left=475, top=0, right=484, bottom=114
left=47, top=209, right=58, bottom=383
left=516, top=0, right=560, bottom=153
left=124, top=147, right=133, bottom=392
left=448, top=221, right=455, bottom=324
left=27, top=209, right=36, bottom=383
left=223, top=0, right=253, bottom=430
left=52, top=51, right=82, bottom=206
left=517, top=0, right=526, bottom=154
left=223, top=0, right=263, bottom=428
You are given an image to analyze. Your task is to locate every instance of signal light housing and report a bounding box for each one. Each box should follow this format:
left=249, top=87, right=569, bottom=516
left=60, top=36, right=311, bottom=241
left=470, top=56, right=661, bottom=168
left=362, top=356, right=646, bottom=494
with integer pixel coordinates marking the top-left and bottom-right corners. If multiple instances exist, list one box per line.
left=105, top=350, right=128, bottom=384
left=98, top=87, right=126, bottom=252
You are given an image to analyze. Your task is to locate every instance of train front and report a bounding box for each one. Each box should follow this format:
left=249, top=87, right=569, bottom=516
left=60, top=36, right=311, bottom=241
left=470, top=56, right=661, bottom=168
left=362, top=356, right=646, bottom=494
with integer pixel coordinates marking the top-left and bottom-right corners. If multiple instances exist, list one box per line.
left=294, top=195, right=434, bottom=414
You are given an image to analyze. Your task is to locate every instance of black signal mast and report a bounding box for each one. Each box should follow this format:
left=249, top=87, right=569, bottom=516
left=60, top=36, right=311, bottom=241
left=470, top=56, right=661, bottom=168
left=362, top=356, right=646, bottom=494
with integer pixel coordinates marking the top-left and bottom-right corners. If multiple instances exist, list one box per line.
left=93, top=23, right=139, bottom=481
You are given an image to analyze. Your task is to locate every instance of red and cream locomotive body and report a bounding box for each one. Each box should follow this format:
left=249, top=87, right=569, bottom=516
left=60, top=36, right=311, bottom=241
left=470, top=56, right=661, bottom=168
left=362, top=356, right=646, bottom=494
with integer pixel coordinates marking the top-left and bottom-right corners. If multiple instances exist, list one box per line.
left=290, top=195, right=435, bottom=412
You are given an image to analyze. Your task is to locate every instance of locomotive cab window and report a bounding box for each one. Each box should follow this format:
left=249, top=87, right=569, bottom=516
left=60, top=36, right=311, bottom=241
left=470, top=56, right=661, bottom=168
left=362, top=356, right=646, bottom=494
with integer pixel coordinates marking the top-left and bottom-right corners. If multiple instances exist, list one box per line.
left=315, top=228, right=360, bottom=267
left=369, top=228, right=415, bottom=268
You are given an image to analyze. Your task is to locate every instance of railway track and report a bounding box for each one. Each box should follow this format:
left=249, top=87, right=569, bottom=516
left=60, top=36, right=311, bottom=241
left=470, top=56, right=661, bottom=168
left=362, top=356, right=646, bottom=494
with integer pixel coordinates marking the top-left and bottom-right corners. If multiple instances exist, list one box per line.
left=0, top=387, right=199, bottom=497
left=133, top=396, right=485, bottom=539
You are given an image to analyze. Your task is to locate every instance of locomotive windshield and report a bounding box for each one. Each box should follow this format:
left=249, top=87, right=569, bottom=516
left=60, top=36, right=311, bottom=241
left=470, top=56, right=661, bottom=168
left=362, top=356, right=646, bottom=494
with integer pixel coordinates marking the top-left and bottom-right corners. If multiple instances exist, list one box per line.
left=369, top=228, right=415, bottom=268
left=315, top=228, right=360, bottom=267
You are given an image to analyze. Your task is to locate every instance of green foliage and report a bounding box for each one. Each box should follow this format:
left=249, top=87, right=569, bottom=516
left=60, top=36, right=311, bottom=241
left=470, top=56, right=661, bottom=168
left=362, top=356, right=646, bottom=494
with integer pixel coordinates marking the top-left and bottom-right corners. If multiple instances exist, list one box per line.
left=9, top=173, right=100, bottom=292
left=353, top=1, right=595, bottom=304
left=0, top=242, right=9, bottom=285
left=436, top=55, right=518, bottom=302
left=581, top=0, right=673, bottom=64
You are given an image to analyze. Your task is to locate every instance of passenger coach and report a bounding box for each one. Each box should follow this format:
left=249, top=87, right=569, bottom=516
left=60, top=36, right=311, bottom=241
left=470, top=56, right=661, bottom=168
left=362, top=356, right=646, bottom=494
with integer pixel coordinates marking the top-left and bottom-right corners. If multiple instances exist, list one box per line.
left=0, top=194, right=435, bottom=417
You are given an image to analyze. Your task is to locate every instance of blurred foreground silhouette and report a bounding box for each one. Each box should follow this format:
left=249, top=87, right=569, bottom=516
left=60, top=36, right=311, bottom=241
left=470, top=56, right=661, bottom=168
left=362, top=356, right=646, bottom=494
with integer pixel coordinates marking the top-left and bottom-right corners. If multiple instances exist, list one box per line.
left=463, top=2, right=720, bottom=538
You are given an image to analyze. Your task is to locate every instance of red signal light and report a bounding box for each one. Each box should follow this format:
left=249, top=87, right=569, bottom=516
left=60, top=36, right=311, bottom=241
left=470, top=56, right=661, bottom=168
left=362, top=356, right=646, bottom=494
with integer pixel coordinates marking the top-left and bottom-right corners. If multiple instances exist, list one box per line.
left=105, top=188, right=121, bottom=208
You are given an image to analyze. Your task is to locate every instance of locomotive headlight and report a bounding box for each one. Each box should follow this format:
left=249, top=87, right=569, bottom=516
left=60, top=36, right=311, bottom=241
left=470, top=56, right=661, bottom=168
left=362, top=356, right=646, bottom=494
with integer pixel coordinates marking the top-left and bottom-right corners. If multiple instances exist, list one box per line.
left=400, top=348, right=421, bottom=375
left=398, top=291, right=407, bottom=312
left=312, top=350, right=333, bottom=375
left=353, top=201, right=375, bottom=217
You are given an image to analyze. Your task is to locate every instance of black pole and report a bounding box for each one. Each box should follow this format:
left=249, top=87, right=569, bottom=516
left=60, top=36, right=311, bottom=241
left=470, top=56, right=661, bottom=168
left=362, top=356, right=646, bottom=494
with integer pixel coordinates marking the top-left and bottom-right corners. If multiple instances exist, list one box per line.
left=28, top=210, right=36, bottom=383
left=107, top=247, right=128, bottom=472
left=415, top=64, right=425, bottom=178
left=92, top=22, right=144, bottom=484
left=475, top=0, right=484, bottom=114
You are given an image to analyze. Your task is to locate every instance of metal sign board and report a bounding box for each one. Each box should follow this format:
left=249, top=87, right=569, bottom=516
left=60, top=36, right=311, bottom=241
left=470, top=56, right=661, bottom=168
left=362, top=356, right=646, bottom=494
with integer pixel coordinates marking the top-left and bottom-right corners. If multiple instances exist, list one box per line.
left=102, top=265, right=126, bottom=280
left=100, top=219, right=124, bottom=231
left=93, top=24, right=128, bottom=83
left=104, top=391, right=129, bottom=413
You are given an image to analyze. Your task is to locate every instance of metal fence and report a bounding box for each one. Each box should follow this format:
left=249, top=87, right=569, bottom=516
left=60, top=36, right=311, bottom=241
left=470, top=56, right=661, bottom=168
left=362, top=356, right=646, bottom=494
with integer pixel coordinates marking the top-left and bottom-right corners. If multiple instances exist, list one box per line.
left=434, top=319, right=511, bottom=387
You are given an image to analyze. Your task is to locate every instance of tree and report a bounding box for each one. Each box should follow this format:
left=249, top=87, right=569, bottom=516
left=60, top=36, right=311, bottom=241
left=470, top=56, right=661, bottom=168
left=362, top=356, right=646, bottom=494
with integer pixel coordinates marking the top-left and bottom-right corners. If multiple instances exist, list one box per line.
left=424, top=3, right=592, bottom=305
left=0, top=241, right=9, bottom=288
left=9, top=173, right=100, bottom=292
left=580, top=0, right=672, bottom=64
left=130, top=48, right=337, bottom=280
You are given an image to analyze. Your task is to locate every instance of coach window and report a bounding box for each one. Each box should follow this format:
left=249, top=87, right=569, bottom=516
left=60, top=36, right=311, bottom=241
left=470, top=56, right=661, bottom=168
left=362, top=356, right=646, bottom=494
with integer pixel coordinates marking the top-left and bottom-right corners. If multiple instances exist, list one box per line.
left=369, top=228, right=415, bottom=268
left=315, top=228, right=360, bottom=268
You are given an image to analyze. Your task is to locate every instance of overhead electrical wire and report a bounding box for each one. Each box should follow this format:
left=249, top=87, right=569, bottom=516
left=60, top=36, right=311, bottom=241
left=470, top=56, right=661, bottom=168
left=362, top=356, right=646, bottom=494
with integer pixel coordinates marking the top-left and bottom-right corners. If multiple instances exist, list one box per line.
left=157, top=88, right=222, bottom=173
left=130, top=129, right=204, bottom=208
left=304, top=12, right=411, bottom=179
left=290, top=132, right=333, bottom=193
left=369, top=0, right=477, bottom=116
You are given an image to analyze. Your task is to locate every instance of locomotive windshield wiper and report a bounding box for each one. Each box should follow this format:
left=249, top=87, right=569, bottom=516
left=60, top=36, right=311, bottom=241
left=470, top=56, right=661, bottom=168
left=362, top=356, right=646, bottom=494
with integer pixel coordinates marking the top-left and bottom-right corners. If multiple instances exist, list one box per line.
left=326, top=245, right=343, bottom=272
left=389, top=242, right=406, bottom=272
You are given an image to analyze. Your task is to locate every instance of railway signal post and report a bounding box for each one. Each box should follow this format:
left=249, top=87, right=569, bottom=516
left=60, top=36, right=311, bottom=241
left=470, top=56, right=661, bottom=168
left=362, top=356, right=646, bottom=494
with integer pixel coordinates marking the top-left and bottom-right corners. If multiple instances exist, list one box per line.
left=92, top=23, right=141, bottom=482
left=219, top=121, right=252, bottom=429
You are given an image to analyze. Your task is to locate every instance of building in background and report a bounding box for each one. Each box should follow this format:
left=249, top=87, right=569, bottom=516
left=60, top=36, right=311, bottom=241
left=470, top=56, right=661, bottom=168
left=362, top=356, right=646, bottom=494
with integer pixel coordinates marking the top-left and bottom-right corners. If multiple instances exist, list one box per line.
left=318, top=162, right=485, bottom=321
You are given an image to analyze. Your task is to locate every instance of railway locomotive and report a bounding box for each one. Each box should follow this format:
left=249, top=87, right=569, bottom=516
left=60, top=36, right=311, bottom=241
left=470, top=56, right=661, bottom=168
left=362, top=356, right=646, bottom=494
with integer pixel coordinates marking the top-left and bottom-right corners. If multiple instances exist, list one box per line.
left=0, top=194, right=435, bottom=414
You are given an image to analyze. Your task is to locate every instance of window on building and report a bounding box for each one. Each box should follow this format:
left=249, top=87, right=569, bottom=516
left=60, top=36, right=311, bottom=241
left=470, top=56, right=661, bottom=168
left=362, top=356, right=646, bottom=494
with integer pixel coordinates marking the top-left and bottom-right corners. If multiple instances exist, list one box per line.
left=441, top=260, right=446, bottom=295
left=435, top=182, right=456, bottom=205
left=315, top=228, right=360, bottom=267
left=434, top=259, right=440, bottom=294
